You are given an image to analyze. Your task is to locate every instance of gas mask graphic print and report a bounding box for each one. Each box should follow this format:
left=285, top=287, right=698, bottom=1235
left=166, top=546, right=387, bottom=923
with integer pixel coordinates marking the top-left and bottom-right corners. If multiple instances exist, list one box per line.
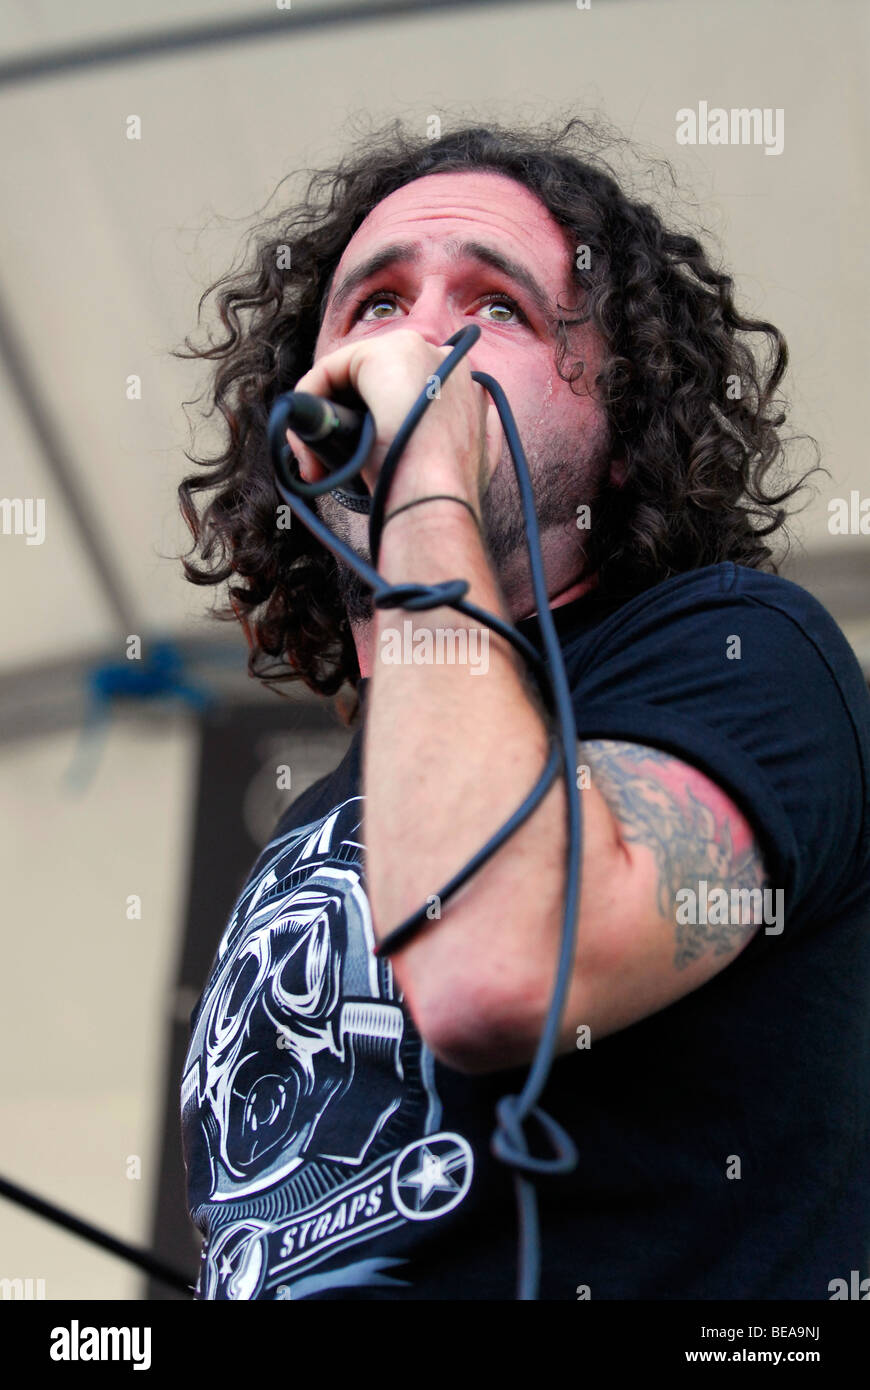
left=183, top=801, right=408, bottom=1207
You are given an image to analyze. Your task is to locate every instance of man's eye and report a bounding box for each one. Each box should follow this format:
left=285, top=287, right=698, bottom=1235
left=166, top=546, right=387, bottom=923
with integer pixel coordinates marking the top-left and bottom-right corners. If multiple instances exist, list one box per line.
left=352, top=291, right=526, bottom=324
left=356, top=292, right=398, bottom=320
left=478, top=294, right=525, bottom=324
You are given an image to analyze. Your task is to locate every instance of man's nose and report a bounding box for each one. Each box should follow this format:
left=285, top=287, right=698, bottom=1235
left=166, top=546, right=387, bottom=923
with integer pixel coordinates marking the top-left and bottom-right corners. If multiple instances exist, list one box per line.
left=404, top=286, right=464, bottom=348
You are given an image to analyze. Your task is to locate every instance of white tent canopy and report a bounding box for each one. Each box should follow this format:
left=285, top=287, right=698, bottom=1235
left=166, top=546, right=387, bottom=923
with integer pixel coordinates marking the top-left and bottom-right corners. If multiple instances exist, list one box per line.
left=0, top=0, right=867, bottom=1299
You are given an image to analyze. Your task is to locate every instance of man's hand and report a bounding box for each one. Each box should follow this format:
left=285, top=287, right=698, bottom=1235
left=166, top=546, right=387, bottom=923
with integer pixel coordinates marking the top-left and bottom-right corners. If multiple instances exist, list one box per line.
left=285, top=328, right=502, bottom=513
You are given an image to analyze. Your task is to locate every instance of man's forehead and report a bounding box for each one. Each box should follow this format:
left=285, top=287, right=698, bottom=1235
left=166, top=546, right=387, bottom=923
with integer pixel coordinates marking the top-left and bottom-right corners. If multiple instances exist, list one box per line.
left=341, top=170, right=562, bottom=263
left=320, top=172, right=573, bottom=324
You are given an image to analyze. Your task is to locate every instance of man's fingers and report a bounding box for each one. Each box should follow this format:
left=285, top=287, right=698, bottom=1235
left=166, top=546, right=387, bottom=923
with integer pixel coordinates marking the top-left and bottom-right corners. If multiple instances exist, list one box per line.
left=293, top=340, right=361, bottom=399
left=285, top=426, right=328, bottom=485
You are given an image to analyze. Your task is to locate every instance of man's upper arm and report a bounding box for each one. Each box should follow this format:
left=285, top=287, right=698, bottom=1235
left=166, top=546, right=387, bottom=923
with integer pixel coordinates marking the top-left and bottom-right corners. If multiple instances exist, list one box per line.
left=557, top=738, right=770, bottom=1049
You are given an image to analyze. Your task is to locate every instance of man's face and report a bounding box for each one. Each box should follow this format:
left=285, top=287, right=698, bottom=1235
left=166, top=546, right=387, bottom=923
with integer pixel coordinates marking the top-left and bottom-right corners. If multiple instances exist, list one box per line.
left=308, top=169, right=618, bottom=623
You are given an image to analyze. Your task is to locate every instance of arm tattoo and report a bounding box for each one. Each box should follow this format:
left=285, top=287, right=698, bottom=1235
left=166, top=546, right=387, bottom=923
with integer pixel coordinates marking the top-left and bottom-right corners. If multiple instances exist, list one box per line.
left=581, top=739, right=768, bottom=969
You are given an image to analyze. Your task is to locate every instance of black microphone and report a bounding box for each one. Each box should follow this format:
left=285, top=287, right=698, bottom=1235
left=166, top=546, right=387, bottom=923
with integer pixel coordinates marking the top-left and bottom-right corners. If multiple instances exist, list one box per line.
left=283, top=391, right=370, bottom=502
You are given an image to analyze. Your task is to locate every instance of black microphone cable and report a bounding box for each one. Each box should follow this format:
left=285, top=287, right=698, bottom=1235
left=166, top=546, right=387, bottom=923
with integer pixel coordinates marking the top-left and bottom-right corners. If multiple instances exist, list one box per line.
left=0, top=1174, right=195, bottom=1295
left=0, top=325, right=583, bottom=1304
left=268, top=323, right=583, bottom=1301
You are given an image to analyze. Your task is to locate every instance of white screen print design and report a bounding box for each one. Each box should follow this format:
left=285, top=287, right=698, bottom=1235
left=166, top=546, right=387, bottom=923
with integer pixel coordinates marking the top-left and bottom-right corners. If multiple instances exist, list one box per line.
left=181, top=796, right=473, bottom=1298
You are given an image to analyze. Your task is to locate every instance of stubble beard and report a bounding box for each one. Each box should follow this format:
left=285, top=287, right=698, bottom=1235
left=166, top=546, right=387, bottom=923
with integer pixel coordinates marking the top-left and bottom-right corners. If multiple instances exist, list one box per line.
left=314, top=421, right=615, bottom=626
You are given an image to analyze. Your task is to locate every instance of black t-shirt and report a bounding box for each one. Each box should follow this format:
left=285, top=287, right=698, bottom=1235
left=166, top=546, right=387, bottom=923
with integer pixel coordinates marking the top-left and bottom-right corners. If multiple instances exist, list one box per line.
left=181, top=562, right=870, bottom=1299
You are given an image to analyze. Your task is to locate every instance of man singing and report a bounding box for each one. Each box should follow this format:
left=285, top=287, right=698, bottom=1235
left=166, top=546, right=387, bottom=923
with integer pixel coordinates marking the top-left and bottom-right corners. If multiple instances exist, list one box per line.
left=177, top=118, right=870, bottom=1300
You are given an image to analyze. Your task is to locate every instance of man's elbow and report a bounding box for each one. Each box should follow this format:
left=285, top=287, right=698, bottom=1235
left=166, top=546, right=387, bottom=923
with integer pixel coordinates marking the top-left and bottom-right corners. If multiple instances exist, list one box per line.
left=431, top=920, right=659, bottom=1071
left=413, top=966, right=552, bottom=1076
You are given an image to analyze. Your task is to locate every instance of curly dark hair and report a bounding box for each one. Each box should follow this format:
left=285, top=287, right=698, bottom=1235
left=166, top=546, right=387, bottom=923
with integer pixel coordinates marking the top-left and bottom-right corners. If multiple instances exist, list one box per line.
left=175, top=112, right=821, bottom=721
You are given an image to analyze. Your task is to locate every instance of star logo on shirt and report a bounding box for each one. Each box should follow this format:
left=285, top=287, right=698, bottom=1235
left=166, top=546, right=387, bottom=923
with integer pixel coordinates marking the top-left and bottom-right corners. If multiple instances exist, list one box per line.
left=391, top=1132, right=473, bottom=1220
left=205, top=1219, right=270, bottom=1299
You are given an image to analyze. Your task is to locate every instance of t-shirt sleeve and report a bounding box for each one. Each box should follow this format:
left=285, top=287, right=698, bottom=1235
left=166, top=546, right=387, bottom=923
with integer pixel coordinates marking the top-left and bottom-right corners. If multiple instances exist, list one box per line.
left=563, top=563, right=870, bottom=931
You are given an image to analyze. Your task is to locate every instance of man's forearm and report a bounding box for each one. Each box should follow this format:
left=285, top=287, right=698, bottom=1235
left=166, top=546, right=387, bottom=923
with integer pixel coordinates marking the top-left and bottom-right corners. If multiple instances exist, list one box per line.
left=362, top=496, right=562, bottom=1048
